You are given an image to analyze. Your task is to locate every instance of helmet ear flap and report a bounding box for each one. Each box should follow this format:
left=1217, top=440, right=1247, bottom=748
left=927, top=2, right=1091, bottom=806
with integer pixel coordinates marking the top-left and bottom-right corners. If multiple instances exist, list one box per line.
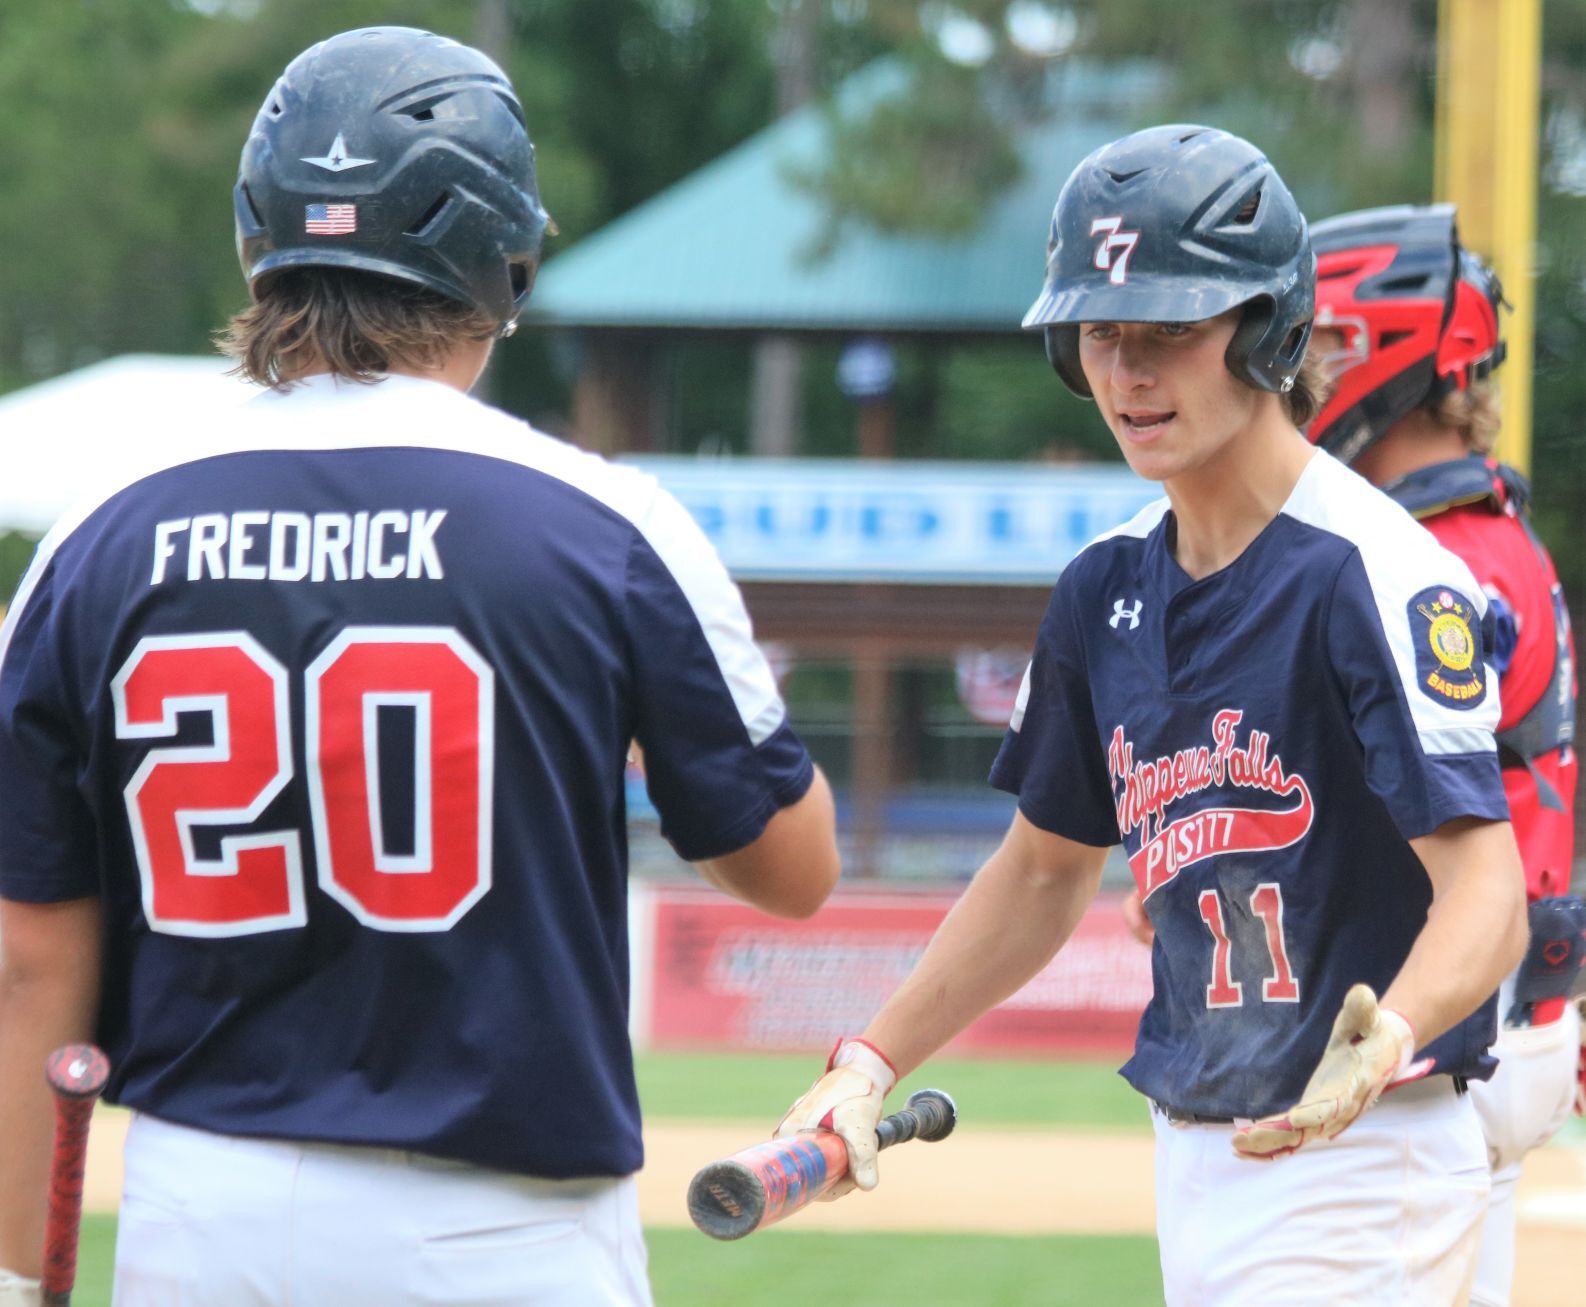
left=1044, top=324, right=1092, bottom=398
left=1224, top=302, right=1269, bottom=388
left=1225, top=301, right=1312, bottom=392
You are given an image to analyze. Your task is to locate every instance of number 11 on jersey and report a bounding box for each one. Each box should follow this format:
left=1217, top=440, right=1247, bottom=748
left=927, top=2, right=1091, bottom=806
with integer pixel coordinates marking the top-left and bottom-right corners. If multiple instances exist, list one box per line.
left=1197, top=881, right=1299, bottom=1009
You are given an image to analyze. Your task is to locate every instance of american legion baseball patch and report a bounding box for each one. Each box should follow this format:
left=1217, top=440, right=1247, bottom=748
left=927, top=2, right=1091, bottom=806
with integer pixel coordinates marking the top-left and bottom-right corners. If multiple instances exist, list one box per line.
left=1409, top=586, right=1486, bottom=709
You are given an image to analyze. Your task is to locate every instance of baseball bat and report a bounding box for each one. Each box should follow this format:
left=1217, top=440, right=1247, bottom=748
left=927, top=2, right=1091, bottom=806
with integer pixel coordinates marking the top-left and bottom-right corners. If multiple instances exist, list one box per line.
left=687, top=1087, right=957, bottom=1240
left=41, top=1044, right=110, bottom=1307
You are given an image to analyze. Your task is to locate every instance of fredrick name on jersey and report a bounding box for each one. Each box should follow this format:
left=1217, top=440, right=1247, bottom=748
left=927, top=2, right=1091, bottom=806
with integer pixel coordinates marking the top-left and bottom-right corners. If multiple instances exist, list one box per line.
left=150, top=509, right=447, bottom=585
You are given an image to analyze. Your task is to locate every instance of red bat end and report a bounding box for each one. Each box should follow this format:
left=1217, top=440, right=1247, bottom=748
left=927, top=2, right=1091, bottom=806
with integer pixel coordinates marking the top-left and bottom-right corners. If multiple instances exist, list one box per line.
left=45, top=1045, right=110, bottom=1101
left=42, top=1044, right=110, bottom=1304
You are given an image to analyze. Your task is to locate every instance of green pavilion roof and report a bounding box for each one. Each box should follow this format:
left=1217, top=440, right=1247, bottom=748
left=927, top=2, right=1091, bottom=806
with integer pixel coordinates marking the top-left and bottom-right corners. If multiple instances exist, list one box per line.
left=528, top=61, right=1158, bottom=334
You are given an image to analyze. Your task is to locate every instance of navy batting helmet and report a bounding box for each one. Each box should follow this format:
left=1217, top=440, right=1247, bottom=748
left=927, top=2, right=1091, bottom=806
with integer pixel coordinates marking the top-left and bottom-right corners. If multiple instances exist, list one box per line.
left=1023, top=125, right=1315, bottom=398
left=235, top=27, right=552, bottom=335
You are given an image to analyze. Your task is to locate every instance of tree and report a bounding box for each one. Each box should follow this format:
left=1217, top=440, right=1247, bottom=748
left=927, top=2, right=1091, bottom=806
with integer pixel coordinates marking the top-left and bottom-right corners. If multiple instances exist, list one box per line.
left=0, top=0, right=789, bottom=398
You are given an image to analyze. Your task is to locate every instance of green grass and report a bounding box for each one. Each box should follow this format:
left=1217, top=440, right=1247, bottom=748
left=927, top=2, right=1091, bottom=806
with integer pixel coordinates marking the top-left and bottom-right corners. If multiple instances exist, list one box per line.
left=647, top=1227, right=1163, bottom=1305
left=635, top=1050, right=1149, bottom=1131
left=72, top=1215, right=117, bottom=1306
left=75, top=1217, right=1163, bottom=1307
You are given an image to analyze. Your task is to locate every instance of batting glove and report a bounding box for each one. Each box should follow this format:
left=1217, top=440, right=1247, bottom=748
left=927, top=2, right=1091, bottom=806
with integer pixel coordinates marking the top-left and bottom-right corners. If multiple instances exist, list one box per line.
left=775, top=1038, right=897, bottom=1197
left=1232, top=984, right=1416, bottom=1161
left=0, top=1269, right=42, bottom=1307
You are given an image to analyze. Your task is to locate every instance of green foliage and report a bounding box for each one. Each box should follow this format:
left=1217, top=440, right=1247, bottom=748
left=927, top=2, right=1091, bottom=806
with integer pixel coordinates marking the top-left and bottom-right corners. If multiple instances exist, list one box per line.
left=0, top=532, right=39, bottom=609
left=498, top=0, right=781, bottom=242
left=935, top=341, right=1120, bottom=463
left=792, top=62, right=1024, bottom=257
left=661, top=334, right=765, bottom=455
left=0, top=0, right=217, bottom=385
left=0, top=0, right=786, bottom=394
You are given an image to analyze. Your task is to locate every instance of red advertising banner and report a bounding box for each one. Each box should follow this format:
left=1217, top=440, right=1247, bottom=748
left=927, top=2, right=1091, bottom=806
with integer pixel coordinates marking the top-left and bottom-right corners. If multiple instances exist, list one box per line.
left=645, top=885, right=1153, bottom=1056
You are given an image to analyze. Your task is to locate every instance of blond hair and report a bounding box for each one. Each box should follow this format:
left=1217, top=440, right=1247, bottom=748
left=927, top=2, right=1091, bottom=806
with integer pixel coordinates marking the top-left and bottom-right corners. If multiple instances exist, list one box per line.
left=219, top=267, right=497, bottom=387
left=1431, top=382, right=1502, bottom=454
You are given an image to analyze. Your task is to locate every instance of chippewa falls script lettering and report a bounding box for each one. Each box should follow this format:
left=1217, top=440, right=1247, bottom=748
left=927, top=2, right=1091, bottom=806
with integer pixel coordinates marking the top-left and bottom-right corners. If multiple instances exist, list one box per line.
left=1108, top=709, right=1315, bottom=897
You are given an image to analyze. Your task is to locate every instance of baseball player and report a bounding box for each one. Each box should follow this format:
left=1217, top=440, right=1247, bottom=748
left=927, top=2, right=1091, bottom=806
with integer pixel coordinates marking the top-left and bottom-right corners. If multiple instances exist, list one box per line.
left=774, top=126, right=1528, bottom=1305
left=1307, top=204, right=1585, bottom=1307
left=0, top=27, right=838, bottom=1307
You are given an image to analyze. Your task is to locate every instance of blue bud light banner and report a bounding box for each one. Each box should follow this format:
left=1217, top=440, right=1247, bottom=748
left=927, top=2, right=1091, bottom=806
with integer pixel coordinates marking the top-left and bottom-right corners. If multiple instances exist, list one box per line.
left=625, top=457, right=1156, bottom=585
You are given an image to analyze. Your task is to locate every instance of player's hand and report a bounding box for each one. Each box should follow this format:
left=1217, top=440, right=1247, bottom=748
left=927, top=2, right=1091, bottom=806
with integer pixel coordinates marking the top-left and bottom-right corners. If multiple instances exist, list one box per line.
left=1121, top=888, right=1154, bottom=946
left=0, top=1268, right=42, bottom=1307
left=774, top=1038, right=897, bottom=1198
left=1232, top=984, right=1415, bottom=1160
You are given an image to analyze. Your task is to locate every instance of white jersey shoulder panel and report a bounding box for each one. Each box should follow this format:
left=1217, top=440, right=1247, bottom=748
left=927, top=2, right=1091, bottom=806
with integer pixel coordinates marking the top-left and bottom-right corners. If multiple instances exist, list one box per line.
left=1, top=375, right=787, bottom=745
left=1083, top=494, right=1172, bottom=552
left=1281, top=451, right=1497, bottom=757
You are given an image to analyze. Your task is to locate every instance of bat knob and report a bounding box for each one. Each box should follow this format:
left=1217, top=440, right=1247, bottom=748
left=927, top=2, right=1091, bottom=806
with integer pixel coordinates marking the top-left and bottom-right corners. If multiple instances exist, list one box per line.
left=46, top=1044, right=110, bottom=1100
left=904, top=1088, right=957, bottom=1142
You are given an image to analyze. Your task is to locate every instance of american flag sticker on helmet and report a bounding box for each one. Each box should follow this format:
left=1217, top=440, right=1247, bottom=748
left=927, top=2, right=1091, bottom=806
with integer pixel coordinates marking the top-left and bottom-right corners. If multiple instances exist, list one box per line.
left=305, top=203, right=357, bottom=235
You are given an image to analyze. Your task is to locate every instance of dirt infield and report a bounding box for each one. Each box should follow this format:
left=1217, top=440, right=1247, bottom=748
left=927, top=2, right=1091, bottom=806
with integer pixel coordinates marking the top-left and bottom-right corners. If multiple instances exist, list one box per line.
left=83, top=1110, right=1585, bottom=1305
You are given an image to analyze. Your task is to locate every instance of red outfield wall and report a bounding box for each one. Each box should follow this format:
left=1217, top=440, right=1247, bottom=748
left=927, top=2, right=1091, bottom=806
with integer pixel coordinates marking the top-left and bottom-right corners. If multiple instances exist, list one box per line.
left=635, top=885, right=1153, bottom=1056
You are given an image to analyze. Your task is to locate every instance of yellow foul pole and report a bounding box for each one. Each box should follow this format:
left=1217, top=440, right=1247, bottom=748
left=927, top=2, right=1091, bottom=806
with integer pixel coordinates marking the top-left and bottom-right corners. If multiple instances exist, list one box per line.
left=1434, top=0, right=1542, bottom=475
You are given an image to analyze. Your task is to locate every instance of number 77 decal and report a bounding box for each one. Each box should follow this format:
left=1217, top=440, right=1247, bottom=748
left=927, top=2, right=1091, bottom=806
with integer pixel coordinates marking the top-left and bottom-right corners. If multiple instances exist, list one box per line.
left=1197, top=881, right=1299, bottom=1009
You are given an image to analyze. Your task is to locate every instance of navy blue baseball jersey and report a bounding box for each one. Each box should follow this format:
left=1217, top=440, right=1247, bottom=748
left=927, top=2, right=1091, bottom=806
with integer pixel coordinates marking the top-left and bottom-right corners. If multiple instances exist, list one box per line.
left=0, top=373, right=812, bottom=1177
left=991, top=451, right=1508, bottom=1119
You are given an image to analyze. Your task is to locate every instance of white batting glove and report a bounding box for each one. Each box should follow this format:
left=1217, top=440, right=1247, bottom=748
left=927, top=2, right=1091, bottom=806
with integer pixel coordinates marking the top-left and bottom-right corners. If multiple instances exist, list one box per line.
left=0, top=1268, right=42, bottom=1307
left=1233, top=984, right=1416, bottom=1160
left=774, top=1038, right=897, bottom=1198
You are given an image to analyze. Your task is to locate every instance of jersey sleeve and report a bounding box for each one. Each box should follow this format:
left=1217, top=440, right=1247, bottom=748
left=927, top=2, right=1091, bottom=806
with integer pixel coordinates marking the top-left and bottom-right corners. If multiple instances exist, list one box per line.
left=623, top=486, right=813, bottom=862
left=0, top=559, right=99, bottom=902
left=1325, top=549, right=1508, bottom=838
left=988, top=571, right=1119, bottom=847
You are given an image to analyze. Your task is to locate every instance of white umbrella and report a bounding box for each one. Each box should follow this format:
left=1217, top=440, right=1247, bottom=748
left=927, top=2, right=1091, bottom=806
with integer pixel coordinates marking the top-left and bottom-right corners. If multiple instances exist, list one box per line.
left=0, top=355, right=260, bottom=535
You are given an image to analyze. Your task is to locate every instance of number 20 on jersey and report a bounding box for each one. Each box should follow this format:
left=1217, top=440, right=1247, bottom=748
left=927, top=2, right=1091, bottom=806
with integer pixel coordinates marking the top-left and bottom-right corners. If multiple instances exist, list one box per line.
left=112, top=627, right=493, bottom=937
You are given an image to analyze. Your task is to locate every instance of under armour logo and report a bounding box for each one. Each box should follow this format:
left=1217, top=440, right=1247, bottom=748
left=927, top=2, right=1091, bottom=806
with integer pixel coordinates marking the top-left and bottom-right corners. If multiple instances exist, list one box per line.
left=1091, top=216, right=1140, bottom=286
left=301, top=132, right=375, bottom=173
left=1110, top=598, right=1143, bottom=630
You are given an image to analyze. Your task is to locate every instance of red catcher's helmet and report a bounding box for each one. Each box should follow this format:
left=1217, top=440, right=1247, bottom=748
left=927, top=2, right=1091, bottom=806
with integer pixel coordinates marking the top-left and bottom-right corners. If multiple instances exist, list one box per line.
left=1307, top=204, right=1506, bottom=464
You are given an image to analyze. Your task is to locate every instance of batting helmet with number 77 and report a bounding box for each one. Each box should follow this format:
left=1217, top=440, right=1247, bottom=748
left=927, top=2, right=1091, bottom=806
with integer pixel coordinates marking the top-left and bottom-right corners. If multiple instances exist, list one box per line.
left=1022, top=124, right=1315, bottom=399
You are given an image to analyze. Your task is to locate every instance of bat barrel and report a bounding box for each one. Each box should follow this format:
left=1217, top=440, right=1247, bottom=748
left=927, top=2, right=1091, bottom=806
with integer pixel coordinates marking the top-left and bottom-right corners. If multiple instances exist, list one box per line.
left=688, top=1131, right=850, bottom=1240
left=687, top=1159, right=766, bottom=1241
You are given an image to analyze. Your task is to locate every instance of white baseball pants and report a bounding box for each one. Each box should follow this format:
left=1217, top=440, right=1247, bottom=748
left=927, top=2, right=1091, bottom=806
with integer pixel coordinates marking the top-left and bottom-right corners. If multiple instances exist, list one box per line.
left=1152, top=1076, right=1489, bottom=1306
left=111, top=1113, right=653, bottom=1306
left=1467, top=996, right=1582, bottom=1307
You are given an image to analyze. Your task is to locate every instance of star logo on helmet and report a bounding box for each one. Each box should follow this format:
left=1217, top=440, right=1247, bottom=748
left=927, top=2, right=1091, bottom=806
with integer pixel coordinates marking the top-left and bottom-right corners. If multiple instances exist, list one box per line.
left=301, top=133, right=375, bottom=173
